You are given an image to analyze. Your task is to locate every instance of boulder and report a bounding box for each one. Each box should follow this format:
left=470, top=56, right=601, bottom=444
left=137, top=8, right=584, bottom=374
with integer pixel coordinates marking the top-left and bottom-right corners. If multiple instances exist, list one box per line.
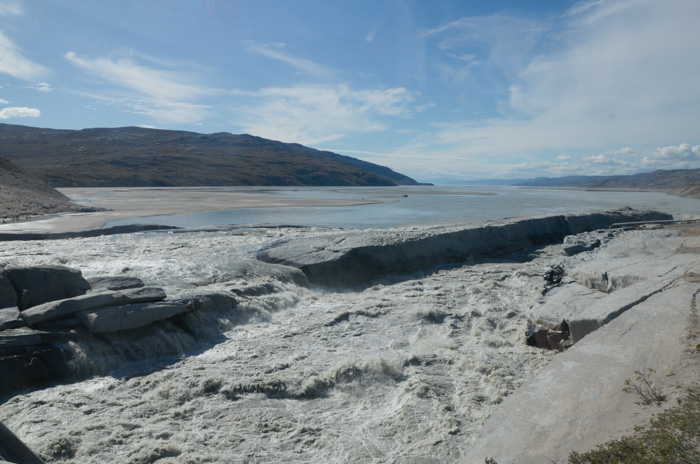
left=77, top=301, right=190, bottom=333
left=0, top=328, right=60, bottom=350
left=20, top=287, right=167, bottom=327
left=0, top=275, right=18, bottom=309
left=0, top=307, right=25, bottom=331
left=87, top=276, right=144, bottom=292
left=5, top=266, right=91, bottom=310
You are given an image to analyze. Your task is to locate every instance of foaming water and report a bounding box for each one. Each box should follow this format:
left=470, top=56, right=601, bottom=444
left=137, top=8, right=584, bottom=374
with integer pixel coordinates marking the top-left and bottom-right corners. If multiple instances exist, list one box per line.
left=1, top=225, right=558, bottom=462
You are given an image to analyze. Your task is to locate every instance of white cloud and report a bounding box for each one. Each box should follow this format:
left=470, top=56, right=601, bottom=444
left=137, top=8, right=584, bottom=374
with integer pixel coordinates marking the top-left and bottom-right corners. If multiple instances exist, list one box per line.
left=0, top=106, right=40, bottom=119
left=0, top=98, right=8, bottom=104
left=0, top=0, right=22, bottom=16
left=641, top=143, right=700, bottom=169
left=65, top=51, right=215, bottom=123
left=234, top=84, right=416, bottom=145
left=408, top=0, right=700, bottom=178
left=0, top=30, right=48, bottom=81
left=555, top=155, right=571, bottom=161
left=245, top=43, right=334, bottom=79
left=25, top=82, right=52, bottom=92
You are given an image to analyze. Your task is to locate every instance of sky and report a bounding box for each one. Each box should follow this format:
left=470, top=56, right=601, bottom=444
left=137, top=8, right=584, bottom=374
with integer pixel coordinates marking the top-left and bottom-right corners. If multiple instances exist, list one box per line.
left=1, top=0, right=700, bottom=184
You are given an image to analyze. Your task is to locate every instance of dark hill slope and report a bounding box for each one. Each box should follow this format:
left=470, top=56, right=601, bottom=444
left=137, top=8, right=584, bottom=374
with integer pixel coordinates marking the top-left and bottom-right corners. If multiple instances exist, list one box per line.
left=0, top=124, right=418, bottom=187
left=0, top=156, right=81, bottom=219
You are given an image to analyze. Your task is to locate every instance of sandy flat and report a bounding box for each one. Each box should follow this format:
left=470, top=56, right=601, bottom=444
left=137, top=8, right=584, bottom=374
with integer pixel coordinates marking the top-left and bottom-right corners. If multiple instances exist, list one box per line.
left=0, top=187, right=387, bottom=234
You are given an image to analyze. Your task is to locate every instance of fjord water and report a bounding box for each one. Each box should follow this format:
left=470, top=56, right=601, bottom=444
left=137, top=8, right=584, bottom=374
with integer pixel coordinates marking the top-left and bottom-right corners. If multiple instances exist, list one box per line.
left=0, top=188, right=696, bottom=463
left=105, top=186, right=700, bottom=229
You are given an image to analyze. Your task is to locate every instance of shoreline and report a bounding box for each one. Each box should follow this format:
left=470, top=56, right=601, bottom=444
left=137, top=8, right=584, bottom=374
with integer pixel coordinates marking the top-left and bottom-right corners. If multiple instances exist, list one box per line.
left=0, top=187, right=388, bottom=234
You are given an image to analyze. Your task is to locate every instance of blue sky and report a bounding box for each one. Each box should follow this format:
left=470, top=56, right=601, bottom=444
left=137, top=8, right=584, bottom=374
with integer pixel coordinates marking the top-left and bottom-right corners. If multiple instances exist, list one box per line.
left=1, top=0, right=699, bottom=183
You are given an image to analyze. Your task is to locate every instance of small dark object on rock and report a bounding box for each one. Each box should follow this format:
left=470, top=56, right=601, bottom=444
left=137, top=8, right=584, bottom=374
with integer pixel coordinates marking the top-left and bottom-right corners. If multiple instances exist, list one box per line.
left=542, top=264, right=565, bottom=295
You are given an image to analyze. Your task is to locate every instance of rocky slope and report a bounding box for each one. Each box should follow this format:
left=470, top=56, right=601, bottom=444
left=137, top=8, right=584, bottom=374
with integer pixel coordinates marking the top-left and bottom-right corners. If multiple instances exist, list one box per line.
left=0, top=123, right=418, bottom=187
left=0, top=156, right=83, bottom=220
left=517, top=168, right=700, bottom=192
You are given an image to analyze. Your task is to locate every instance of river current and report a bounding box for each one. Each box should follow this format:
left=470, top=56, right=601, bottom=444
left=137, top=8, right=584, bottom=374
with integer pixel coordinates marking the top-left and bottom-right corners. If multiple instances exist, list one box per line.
left=0, top=187, right=697, bottom=463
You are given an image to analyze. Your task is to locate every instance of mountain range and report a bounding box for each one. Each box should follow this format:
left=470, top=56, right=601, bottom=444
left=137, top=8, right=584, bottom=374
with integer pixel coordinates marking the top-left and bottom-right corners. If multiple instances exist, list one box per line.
left=0, top=123, right=418, bottom=187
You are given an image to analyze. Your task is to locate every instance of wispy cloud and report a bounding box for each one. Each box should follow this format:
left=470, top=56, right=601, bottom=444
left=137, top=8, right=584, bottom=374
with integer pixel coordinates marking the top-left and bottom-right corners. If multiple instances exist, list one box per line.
left=0, top=106, right=40, bottom=119
left=0, top=30, right=48, bottom=81
left=404, top=0, right=700, bottom=178
left=0, top=0, right=22, bottom=16
left=25, top=82, right=52, bottom=92
left=233, top=84, right=416, bottom=145
left=65, top=51, right=215, bottom=123
left=245, top=42, right=334, bottom=79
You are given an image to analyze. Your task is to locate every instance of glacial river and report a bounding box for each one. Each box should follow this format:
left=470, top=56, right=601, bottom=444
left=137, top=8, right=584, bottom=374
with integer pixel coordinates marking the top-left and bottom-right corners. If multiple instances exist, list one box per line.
left=0, top=187, right=697, bottom=463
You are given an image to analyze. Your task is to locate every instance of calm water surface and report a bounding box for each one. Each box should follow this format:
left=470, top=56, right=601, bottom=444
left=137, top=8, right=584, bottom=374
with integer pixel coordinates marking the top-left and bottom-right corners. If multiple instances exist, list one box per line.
left=105, top=185, right=699, bottom=229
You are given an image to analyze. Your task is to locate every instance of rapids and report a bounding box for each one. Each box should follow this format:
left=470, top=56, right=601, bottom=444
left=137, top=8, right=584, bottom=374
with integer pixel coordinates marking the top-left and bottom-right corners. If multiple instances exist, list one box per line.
left=0, top=226, right=558, bottom=463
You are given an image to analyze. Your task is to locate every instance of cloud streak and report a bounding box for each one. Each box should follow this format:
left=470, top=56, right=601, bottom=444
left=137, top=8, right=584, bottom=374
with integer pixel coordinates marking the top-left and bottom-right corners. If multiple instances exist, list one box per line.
left=405, top=0, right=700, bottom=178
left=65, top=51, right=215, bottom=123
left=233, top=84, right=416, bottom=145
left=0, top=30, right=48, bottom=81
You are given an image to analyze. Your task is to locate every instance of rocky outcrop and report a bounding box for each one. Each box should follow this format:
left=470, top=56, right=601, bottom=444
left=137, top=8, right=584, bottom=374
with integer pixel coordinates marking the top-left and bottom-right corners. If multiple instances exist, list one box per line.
left=257, top=209, right=673, bottom=287
left=0, top=265, right=239, bottom=397
left=21, top=287, right=167, bottom=327
left=466, top=227, right=700, bottom=463
left=5, top=266, right=91, bottom=310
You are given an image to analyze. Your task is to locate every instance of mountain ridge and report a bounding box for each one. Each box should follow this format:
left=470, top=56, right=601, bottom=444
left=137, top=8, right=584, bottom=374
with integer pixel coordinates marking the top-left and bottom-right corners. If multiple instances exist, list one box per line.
left=0, top=123, right=419, bottom=187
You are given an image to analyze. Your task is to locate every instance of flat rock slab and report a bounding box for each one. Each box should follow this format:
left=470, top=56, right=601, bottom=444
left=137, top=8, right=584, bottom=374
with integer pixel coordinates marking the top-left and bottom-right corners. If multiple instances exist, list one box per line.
left=464, top=282, right=698, bottom=464
left=534, top=279, right=674, bottom=342
left=78, top=302, right=190, bottom=333
left=533, top=229, right=700, bottom=342
left=21, top=287, right=167, bottom=327
left=5, top=265, right=91, bottom=310
left=0, top=328, right=61, bottom=350
left=0, top=307, right=24, bottom=331
left=87, top=276, right=144, bottom=292
left=257, top=210, right=672, bottom=286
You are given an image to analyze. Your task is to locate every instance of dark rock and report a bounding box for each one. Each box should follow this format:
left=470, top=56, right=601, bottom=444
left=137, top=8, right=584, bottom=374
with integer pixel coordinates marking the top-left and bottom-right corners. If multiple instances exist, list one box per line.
left=88, top=276, right=144, bottom=292
left=0, top=307, right=25, bottom=330
left=526, top=319, right=570, bottom=351
left=0, top=328, right=62, bottom=351
left=77, top=301, right=190, bottom=333
left=5, top=265, right=91, bottom=310
left=20, top=287, right=167, bottom=327
left=0, top=275, right=18, bottom=309
left=542, top=265, right=565, bottom=295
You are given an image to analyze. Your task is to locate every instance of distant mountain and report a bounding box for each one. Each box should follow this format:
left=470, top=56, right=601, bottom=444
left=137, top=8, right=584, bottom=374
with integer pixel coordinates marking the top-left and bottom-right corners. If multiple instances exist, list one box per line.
left=0, top=124, right=418, bottom=187
left=516, top=169, right=700, bottom=191
left=512, top=169, right=700, bottom=199
left=0, top=155, right=82, bottom=219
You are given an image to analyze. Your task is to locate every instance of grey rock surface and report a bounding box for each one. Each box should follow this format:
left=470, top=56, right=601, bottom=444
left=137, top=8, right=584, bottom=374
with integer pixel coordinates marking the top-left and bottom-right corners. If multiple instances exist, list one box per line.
left=87, top=276, right=144, bottom=292
left=464, top=281, right=698, bottom=464
left=0, top=328, right=60, bottom=350
left=77, top=302, right=190, bottom=333
left=464, top=228, right=700, bottom=463
left=257, top=209, right=672, bottom=286
left=0, top=307, right=24, bottom=331
left=5, top=265, right=91, bottom=310
left=20, top=287, right=167, bottom=327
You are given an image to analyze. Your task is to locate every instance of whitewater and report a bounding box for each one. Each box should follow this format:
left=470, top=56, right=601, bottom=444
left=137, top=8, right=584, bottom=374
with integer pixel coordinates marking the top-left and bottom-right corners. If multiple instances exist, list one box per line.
left=0, top=187, right=697, bottom=463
